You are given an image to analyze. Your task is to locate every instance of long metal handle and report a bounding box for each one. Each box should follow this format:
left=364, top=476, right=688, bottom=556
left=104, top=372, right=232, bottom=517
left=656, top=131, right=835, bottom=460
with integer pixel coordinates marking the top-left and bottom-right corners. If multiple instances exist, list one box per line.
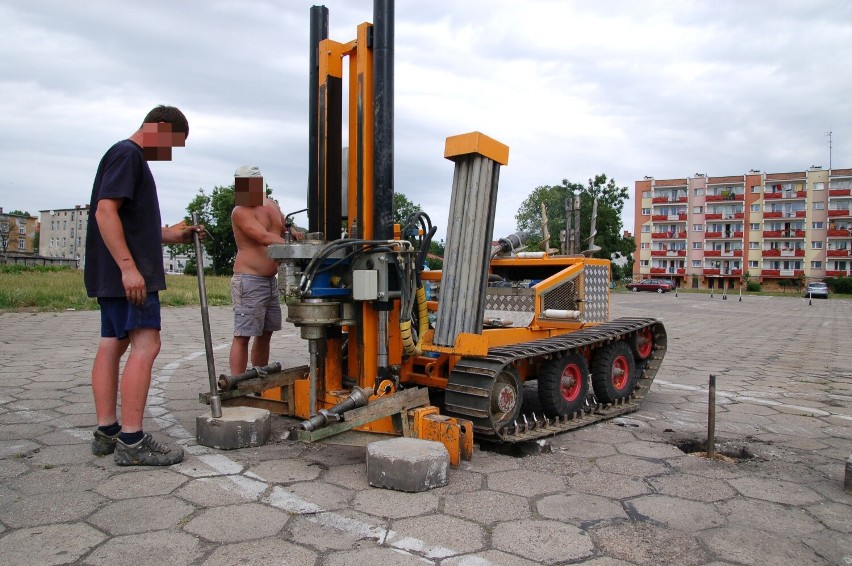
left=192, top=212, right=222, bottom=418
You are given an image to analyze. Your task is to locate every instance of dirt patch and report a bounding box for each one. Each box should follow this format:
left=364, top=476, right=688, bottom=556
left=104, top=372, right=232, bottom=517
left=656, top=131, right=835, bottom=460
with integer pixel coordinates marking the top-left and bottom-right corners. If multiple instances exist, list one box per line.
left=673, top=438, right=755, bottom=462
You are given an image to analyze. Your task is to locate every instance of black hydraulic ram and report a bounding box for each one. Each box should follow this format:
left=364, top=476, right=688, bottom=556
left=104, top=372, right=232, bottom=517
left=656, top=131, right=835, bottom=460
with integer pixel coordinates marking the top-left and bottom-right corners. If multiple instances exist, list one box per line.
left=217, top=362, right=284, bottom=391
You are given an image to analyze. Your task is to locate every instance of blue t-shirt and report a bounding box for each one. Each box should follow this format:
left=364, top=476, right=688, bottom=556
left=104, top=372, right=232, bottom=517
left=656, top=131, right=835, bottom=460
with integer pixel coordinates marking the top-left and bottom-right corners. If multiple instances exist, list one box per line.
left=84, top=140, right=166, bottom=298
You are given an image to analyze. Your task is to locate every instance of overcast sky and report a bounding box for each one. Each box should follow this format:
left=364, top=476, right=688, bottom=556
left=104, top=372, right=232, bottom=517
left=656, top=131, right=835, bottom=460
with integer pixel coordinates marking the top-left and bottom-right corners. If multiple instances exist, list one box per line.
left=2, top=0, right=850, bottom=242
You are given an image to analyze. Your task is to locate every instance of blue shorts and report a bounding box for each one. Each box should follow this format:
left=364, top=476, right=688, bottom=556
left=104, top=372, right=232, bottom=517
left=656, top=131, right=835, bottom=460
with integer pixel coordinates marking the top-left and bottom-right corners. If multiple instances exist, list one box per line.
left=98, top=293, right=161, bottom=340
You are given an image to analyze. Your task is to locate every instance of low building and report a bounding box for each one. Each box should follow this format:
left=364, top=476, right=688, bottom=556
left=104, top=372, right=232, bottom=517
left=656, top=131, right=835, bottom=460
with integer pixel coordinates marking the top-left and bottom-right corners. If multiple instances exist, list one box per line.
left=39, top=205, right=90, bottom=268
left=0, top=207, right=39, bottom=257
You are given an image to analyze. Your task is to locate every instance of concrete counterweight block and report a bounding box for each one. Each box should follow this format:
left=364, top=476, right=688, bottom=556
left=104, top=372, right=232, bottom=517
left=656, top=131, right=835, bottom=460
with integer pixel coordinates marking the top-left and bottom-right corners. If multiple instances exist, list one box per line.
left=196, top=406, right=272, bottom=450
left=366, top=437, right=450, bottom=492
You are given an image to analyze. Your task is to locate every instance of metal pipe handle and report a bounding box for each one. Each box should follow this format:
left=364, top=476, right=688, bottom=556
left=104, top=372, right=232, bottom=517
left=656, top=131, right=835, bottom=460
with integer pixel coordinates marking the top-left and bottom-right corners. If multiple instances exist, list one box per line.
left=193, top=212, right=222, bottom=418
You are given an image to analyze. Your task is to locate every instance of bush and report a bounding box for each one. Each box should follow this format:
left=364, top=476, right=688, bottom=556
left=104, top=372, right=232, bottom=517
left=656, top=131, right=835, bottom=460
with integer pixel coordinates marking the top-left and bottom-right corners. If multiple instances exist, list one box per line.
left=825, top=277, right=852, bottom=294
left=0, top=264, right=72, bottom=274
left=746, top=281, right=761, bottom=292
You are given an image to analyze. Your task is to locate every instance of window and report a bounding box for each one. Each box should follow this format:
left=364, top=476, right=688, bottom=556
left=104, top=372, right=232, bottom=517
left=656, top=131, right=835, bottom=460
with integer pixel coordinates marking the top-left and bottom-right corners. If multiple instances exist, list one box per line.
left=694, top=188, right=704, bottom=196
left=812, top=221, right=824, bottom=229
left=641, top=208, right=651, bottom=215
left=692, top=224, right=703, bottom=232
left=811, top=241, right=823, bottom=249
left=642, top=191, right=651, bottom=199
left=19, top=226, right=26, bottom=235
left=811, top=261, right=822, bottom=268
left=749, top=260, right=759, bottom=268
left=641, top=225, right=651, bottom=233
left=640, top=260, right=649, bottom=267
left=814, top=182, right=825, bottom=191
left=813, top=202, right=824, bottom=210
left=750, top=223, right=760, bottom=231
left=749, top=242, right=759, bottom=249
left=18, top=239, right=25, bottom=250
left=693, top=206, right=703, bottom=214
left=751, top=185, right=760, bottom=193
left=692, top=242, right=703, bottom=249
left=750, top=204, right=760, bottom=212
left=640, top=242, right=650, bottom=249
left=691, top=260, right=701, bottom=268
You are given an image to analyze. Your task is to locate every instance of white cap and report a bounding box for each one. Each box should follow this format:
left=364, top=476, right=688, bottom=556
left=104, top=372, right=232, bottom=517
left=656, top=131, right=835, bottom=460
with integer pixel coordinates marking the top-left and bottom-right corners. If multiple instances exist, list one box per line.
left=234, top=165, right=262, bottom=177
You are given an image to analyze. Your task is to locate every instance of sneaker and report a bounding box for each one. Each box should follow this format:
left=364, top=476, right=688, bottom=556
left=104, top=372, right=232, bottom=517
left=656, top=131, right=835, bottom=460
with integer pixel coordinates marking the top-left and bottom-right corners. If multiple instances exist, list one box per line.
left=91, top=429, right=120, bottom=456
left=113, top=433, right=184, bottom=466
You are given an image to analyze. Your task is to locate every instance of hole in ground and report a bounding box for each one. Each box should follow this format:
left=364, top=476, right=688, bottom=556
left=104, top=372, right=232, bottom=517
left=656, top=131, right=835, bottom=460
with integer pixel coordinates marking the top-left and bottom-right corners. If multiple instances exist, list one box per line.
left=674, top=438, right=755, bottom=462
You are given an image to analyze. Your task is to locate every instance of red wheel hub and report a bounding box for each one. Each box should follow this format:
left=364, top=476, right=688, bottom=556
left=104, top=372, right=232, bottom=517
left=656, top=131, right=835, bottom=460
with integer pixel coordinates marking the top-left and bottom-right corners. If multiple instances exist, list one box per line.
left=611, top=356, right=629, bottom=390
left=495, top=384, right=516, bottom=414
left=560, top=365, right=582, bottom=402
left=636, top=328, right=653, bottom=358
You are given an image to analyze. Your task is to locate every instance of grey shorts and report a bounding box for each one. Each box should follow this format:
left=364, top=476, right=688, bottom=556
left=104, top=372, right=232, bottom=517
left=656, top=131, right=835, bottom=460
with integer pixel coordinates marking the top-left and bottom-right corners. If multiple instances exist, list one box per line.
left=231, top=274, right=282, bottom=337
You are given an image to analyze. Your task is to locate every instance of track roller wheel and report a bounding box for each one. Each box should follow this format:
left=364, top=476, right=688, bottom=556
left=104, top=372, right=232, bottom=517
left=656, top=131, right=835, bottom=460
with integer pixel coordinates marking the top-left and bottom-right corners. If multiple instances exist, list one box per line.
left=631, top=327, right=654, bottom=360
left=490, top=367, right=523, bottom=430
left=591, top=341, right=636, bottom=404
left=538, top=353, right=589, bottom=417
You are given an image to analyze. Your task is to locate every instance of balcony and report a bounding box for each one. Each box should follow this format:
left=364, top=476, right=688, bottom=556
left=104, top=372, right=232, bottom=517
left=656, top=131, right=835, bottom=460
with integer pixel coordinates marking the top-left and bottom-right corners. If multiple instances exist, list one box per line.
left=827, top=249, right=852, bottom=257
left=827, top=270, right=852, bottom=277
left=652, top=196, right=668, bottom=204
left=829, top=189, right=851, bottom=196
left=763, top=230, right=805, bottom=238
left=705, top=231, right=743, bottom=239
left=762, top=249, right=805, bottom=257
left=651, top=231, right=687, bottom=239
left=765, top=190, right=807, bottom=200
left=705, top=213, right=722, bottom=220
left=650, top=249, right=687, bottom=257
left=706, top=194, right=744, bottom=202
left=764, top=211, right=782, bottom=218
left=762, top=269, right=804, bottom=278
left=828, top=208, right=852, bottom=218
left=720, top=250, right=743, bottom=257
left=704, top=268, right=720, bottom=275
left=652, top=214, right=687, bottom=222
left=650, top=267, right=666, bottom=274
left=828, top=228, right=852, bottom=237
left=677, top=268, right=686, bottom=275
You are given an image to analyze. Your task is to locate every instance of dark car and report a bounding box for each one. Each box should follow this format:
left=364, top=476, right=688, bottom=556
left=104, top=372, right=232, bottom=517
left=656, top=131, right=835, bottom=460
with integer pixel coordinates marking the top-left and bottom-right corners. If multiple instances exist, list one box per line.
left=804, top=282, right=829, bottom=299
left=626, top=279, right=676, bottom=293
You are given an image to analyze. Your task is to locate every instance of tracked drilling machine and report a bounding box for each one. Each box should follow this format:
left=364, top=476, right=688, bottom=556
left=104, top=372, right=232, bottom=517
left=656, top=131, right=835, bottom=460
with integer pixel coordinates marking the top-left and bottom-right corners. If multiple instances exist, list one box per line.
left=222, top=1, right=668, bottom=452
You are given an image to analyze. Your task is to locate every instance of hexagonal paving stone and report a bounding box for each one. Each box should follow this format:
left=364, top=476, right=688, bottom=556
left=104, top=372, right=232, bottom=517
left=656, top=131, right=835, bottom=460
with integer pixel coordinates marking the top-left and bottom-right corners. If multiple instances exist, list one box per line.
left=567, top=471, right=652, bottom=499
left=492, top=519, right=594, bottom=564
left=590, top=521, right=708, bottom=566
left=593, top=454, right=672, bottom=477
left=286, top=480, right=352, bottom=511
left=247, top=458, right=321, bottom=484
left=537, top=493, right=628, bottom=524
left=201, top=538, right=317, bottom=566
left=699, top=526, right=823, bottom=566
left=184, top=502, right=289, bottom=543
left=468, top=450, right=522, bottom=473
left=442, top=550, right=540, bottom=566
left=718, top=498, right=824, bottom=535
left=85, top=530, right=204, bottom=566
left=552, top=439, right=618, bottom=459
left=647, top=473, right=737, bottom=502
left=324, top=546, right=432, bottom=566
left=283, top=511, right=388, bottom=553
left=616, top=440, right=686, bottom=459
left=7, top=463, right=110, bottom=495
left=353, top=487, right=439, bottom=519
left=88, top=495, right=195, bottom=535
left=95, top=468, right=189, bottom=499
left=0, top=523, right=106, bottom=565
left=442, top=490, right=531, bottom=524
left=727, top=476, right=823, bottom=505
left=318, top=462, right=369, bottom=490
left=391, top=513, right=485, bottom=555
left=626, top=494, right=725, bottom=531
left=0, top=489, right=104, bottom=528
left=486, top=469, right=566, bottom=497
left=806, top=500, right=852, bottom=533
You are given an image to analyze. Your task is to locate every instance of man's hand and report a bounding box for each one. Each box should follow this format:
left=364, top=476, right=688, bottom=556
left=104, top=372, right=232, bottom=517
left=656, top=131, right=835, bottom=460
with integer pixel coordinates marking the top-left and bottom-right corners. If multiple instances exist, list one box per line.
left=121, top=262, right=147, bottom=305
left=181, top=224, right=206, bottom=243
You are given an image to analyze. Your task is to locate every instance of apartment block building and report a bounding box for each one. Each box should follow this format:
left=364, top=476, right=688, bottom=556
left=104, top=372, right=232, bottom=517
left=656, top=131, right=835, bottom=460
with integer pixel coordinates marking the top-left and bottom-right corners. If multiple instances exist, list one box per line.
left=39, top=205, right=90, bottom=267
left=0, top=208, right=38, bottom=255
left=633, top=167, right=852, bottom=290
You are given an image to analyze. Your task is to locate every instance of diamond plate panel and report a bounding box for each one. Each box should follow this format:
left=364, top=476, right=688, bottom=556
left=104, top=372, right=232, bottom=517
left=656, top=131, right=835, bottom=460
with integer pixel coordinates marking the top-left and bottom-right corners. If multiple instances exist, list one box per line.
left=583, top=264, right=610, bottom=322
left=485, top=288, right=535, bottom=312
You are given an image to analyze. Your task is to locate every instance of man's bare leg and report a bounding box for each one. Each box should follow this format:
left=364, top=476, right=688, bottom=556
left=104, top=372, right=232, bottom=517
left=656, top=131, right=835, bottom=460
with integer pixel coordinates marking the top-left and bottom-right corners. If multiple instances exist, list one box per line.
left=119, top=328, right=161, bottom=433
left=92, top=337, right=130, bottom=426
left=251, top=330, right=273, bottom=368
left=230, top=336, right=251, bottom=376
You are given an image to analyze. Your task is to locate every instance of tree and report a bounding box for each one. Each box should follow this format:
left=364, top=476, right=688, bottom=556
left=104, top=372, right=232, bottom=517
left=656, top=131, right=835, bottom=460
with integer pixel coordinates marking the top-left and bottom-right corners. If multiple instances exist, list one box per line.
left=0, top=220, right=20, bottom=256
left=7, top=210, right=31, bottom=217
left=515, top=174, right=634, bottom=265
left=393, top=192, right=422, bottom=230
left=176, top=185, right=238, bottom=275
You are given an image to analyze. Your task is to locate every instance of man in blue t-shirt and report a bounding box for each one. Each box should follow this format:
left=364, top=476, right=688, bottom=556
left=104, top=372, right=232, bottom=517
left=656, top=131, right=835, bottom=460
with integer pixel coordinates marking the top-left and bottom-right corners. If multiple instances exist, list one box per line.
left=84, top=105, right=203, bottom=466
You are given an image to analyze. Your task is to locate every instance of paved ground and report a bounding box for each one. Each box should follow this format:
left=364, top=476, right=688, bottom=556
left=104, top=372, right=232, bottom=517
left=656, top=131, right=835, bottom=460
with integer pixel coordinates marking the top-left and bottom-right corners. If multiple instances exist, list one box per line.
left=0, top=292, right=850, bottom=565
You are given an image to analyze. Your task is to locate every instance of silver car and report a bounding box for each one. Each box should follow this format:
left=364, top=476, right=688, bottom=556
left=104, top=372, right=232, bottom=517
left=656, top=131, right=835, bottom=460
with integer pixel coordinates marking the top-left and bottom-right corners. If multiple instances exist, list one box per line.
left=804, top=282, right=829, bottom=299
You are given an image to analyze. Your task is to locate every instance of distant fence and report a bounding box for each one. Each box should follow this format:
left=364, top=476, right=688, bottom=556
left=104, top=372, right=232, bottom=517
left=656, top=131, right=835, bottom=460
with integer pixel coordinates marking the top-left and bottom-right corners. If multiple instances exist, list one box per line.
left=1, top=254, right=79, bottom=268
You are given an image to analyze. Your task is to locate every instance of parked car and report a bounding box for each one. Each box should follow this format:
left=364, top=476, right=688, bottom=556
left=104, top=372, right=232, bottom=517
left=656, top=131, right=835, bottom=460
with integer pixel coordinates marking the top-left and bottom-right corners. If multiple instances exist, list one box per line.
left=804, top=281, right=829, bottom=299
left=626, top=279, right=677, bottom=293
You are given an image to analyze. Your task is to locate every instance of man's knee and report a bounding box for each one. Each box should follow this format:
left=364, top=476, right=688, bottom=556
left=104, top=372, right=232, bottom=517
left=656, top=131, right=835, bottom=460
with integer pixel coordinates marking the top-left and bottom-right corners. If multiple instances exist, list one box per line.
left=128, top=328, right=161, bottom=358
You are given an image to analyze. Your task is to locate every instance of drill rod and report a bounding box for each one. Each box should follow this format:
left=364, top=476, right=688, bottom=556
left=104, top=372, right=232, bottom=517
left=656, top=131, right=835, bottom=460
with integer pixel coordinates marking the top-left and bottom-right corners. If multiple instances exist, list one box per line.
left=193, top=212, right=222, bottom=418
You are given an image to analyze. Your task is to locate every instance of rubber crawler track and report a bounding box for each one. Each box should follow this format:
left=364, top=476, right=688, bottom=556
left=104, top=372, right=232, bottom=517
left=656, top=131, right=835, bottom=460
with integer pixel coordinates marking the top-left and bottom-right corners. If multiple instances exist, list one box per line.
left=443, top=317, right=667, bottom=443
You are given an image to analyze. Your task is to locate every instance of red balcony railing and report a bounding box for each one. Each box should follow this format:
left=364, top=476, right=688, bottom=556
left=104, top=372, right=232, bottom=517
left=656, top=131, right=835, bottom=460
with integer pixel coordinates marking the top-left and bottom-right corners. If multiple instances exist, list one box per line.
left=829, top=188, right=851, bottom=196
left=650, top=267, right=666, bottom=274
left=827, top=249, right=852, bottom=257
left=705, top=213, right=722, bottom=220
left=731, top=269, right=742, bottom=276
left=829, top=209, right=852, bottom=217
left=652, top=215, right=667, bottom=221
left=652, top=196, right=668, bottom=203
left=763, top=249, right=804, bottom=257
left=705, top=231, right=722, bottom=238
left=734, top=212, right=744, bottom=219
left=827, top=270, right=852, bottom=276
left=795, top=210, right=807, bottom=218
left=678, top=196, right=688, bottom=203
left=764, top=211, right=782, bottom=218
left=704, top=268, right=720, bottom=275
left=762, top=269, right=804, bottom=278
left=762, top=269, right=780, bottom=276
left=704, top=250, right=720, bottom=257
left=828, top=228, right=852, bottom=237
left=764, top=193, right=781, bottom=200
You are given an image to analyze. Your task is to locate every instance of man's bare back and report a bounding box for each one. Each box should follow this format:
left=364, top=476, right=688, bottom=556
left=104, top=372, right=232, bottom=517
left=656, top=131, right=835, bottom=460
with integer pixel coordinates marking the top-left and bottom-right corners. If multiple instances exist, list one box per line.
left=232, top=198, right=285, bottom=277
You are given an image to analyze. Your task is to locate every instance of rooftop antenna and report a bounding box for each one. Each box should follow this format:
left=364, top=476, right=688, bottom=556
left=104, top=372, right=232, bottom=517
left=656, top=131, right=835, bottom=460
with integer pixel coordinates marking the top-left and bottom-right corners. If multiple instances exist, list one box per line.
left=827, top=131, right=832, bottom=171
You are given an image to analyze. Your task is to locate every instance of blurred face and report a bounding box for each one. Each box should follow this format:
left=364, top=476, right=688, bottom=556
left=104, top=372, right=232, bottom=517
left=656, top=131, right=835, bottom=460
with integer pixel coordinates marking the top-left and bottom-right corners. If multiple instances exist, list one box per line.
left=141, top=122, right=186, bottom=161
left=235, top=176, right=264, bottom=206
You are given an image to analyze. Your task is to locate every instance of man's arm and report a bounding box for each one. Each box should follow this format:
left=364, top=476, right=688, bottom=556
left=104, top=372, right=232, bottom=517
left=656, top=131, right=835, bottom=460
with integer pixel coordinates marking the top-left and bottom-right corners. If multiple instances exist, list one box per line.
left=95, top=198, right=147, bottom=305
left=162, top=224, right=204, bottom=244
left=232, top=207, right=285, bottom=245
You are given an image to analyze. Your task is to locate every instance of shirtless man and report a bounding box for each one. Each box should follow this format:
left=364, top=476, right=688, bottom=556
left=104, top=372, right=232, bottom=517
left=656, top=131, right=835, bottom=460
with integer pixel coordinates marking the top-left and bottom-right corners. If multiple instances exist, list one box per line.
left=229, top=165, right=286, bottom=376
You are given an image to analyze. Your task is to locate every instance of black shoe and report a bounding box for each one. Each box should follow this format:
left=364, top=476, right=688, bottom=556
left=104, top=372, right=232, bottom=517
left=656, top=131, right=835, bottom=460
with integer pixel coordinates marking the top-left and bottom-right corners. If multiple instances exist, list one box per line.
left=113, top=433, right=184, bottom=466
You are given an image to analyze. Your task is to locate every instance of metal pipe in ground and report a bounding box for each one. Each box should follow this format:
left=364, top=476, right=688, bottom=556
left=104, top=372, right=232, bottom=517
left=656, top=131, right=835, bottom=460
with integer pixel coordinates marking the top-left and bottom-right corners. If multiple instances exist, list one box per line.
left=192, top=212, right=222, bottom=418
left=707, top=374, right=716, bottom=458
